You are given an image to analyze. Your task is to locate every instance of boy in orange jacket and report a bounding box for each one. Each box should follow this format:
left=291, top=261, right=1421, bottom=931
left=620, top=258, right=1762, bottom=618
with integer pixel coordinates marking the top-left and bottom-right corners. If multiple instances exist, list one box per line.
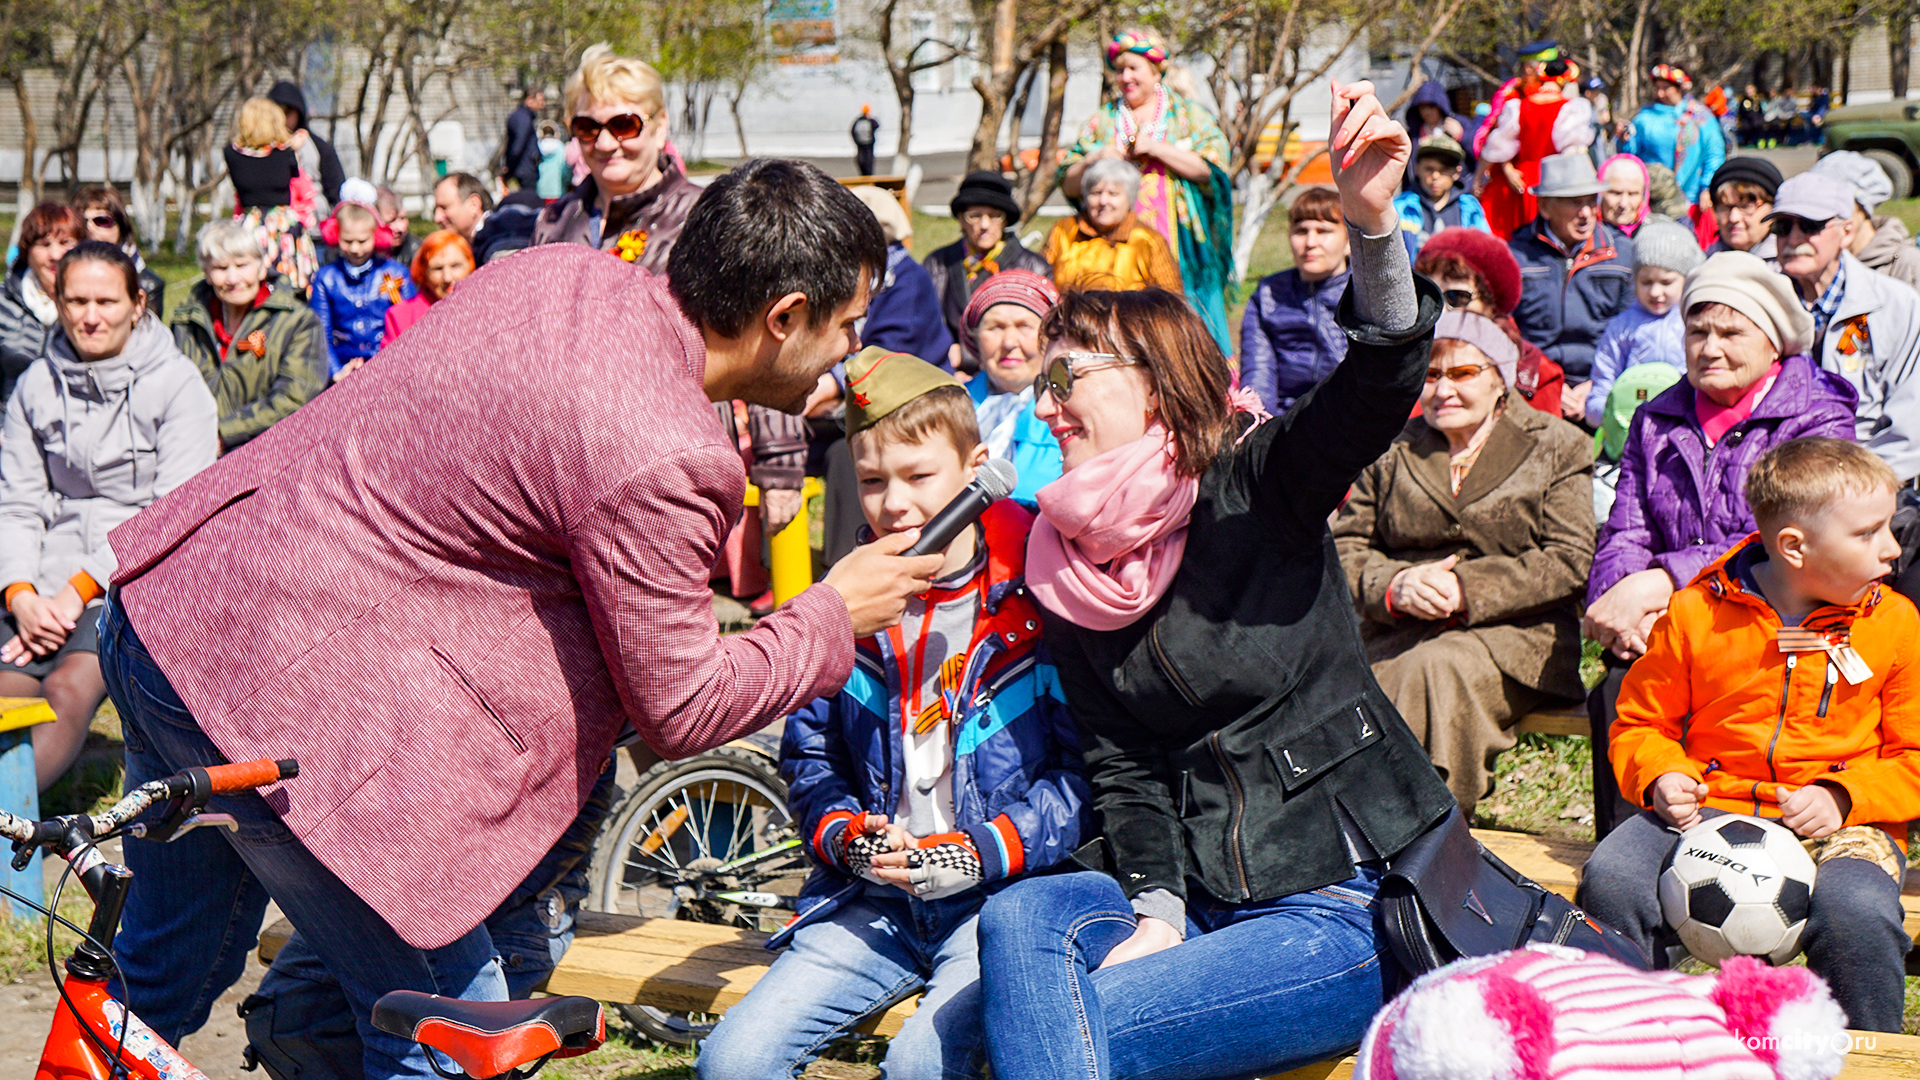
left=1576, top=437, right=1918, bottom=1032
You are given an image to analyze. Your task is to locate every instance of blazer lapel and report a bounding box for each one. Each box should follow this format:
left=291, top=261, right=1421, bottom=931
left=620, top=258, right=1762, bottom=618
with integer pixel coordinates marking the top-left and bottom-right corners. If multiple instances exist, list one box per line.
left=1400, top=424, right=1462, bottom=517
left=1454, top=402, right=1537, bottom=507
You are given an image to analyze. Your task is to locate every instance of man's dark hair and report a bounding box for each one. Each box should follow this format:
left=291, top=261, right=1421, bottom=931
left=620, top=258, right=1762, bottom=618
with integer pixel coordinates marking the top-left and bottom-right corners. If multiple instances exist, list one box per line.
left=439, top=171, right=495, bottom=213
left=669, top=159, right=886, bottom=338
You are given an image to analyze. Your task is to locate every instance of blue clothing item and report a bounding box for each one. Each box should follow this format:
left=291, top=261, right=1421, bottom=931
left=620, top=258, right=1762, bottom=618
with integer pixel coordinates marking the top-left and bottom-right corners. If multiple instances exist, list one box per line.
left=1509, top=219, right=1635, bottom=382
left=99, top=596, right=507, bottom=1080
left=1624, top=99, right=1727, bottom=203
left=1810, top=253, right=1848, bottom=346
left=976, top=866, right=1400, bottom=1080
left=862, top=242, right=956, bottom=369
left=1393, top=188, right=1490, bottom=257
left=307, top=255, right=414, bottom=376
left=697, top=883, right=1007, bottom=1079
left=775, top=500, right=1088, bottom=947
left=536, top=139, right=568, bottom=201
left=967, top=375, right=1060, bottom=508
left=1584, top=301, right=1687, bottom=426
left=1238, top=267, right=1351, bottom=414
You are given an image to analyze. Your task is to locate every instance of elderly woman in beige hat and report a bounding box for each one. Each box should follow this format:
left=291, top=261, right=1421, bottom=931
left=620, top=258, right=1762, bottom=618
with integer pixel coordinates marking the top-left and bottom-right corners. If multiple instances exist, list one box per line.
left=1582, top=249, right=1863, bottom=835
left=1333, top=310, right=1595, bottom=811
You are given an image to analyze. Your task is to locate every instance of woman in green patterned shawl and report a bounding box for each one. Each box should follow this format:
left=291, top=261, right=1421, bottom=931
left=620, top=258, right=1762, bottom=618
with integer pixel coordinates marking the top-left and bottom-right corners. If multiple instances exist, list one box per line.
left=1060, top=28, right=1236, bottom=356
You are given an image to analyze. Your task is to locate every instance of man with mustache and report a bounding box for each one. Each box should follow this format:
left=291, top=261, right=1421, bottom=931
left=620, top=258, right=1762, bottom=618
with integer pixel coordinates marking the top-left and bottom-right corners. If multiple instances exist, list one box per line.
left=1772, top=171, right=1920, bottom=481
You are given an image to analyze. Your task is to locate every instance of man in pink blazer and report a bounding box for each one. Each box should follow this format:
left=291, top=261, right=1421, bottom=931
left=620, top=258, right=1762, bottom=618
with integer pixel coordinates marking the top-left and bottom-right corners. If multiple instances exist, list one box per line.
left=97, top=161, right=944, bottom=1079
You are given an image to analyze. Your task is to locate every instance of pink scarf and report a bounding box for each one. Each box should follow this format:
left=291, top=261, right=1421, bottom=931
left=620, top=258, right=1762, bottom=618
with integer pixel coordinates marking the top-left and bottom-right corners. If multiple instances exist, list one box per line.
left=1695, top=361, right=1781, bottom=446
left=1028, top=391, right=1269, bottom=631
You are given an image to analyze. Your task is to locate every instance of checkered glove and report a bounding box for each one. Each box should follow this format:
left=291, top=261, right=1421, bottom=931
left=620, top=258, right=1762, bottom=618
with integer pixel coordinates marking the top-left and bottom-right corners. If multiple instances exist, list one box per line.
left=902, top=843, right=983, bottom=900
left=839, top=830, right=892, bottom=880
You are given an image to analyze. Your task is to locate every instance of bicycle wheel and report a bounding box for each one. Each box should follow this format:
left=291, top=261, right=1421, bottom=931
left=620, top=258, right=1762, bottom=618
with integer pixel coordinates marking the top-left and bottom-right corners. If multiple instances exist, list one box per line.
left=588, top=745, right=809, bottom=1045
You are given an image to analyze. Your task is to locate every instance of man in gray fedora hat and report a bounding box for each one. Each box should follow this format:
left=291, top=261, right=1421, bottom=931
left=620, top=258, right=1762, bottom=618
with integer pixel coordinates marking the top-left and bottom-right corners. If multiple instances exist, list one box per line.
left=1510, top=150, right=1636, bottom=423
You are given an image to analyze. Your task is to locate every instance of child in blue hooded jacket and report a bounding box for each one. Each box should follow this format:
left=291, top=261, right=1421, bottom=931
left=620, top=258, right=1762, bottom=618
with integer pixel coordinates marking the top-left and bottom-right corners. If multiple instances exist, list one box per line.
left=309, top=202, right=413, bottom=379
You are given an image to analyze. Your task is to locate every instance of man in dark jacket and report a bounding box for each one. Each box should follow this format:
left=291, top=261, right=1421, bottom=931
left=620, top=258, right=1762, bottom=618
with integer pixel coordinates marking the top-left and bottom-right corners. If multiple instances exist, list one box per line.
left=922, top=171, right=1051, bottom=362
left=268, top=81, right=345, bottom=207
left=1509, top=151, right=1634, bottom=423
left=501, top=88, right=544, bottom=191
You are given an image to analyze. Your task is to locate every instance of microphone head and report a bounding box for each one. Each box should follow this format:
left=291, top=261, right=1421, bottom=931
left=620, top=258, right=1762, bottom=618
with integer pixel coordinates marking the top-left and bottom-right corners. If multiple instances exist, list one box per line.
left=976, top=457, right=1019, bottom=502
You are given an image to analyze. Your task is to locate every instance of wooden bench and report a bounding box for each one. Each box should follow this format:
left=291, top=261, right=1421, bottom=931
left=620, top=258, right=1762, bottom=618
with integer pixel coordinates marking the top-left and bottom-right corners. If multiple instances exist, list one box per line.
left=1513, top=704, right=1589, bottom=738
left=256, top=826, right=1920, bottom=1075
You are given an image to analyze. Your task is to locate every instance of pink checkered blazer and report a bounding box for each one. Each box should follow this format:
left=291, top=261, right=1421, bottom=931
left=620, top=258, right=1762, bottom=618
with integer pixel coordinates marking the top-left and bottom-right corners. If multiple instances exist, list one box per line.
left=109, top=246, right=853, bottom=948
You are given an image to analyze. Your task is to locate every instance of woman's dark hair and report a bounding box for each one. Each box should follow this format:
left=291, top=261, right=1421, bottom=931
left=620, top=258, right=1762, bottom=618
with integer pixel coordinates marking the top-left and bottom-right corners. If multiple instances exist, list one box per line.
left=74, top=184, right=134, bottom=245
left=1040, top=288, right=1232, bottom=477
left=668, top=159, right=886, bottom=338
left=54, top=241, right=144, bottom=308
left=11, top=203, right=82, bottom=276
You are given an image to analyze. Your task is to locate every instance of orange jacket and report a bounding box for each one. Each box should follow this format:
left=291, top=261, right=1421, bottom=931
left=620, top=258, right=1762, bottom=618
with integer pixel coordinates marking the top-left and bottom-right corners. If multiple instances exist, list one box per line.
left=1612, top=535, right=1920, bottom=848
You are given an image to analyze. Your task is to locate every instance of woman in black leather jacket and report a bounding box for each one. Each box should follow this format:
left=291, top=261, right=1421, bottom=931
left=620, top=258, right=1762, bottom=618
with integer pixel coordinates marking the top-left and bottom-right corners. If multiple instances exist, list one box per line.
left=975, top=82, right=1455, bottom=1080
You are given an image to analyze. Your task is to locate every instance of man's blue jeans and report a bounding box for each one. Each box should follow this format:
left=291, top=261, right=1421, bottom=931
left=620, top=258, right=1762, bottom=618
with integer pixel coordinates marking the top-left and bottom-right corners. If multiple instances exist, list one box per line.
left=976, top=867, right=1399, bottom=1080
left=99, top=595, right=508, bottom=1080
left=696, top=881, right=1009, bottom=1079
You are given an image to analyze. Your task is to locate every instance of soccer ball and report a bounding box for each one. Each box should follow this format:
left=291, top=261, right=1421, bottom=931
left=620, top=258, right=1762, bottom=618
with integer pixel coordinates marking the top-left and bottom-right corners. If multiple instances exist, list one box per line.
left=1657, top=814, right=1817, bottom=967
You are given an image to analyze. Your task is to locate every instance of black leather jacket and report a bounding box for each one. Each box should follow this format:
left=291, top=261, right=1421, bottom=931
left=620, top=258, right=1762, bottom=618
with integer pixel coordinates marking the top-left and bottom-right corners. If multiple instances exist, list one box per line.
left=1043, top=276, right=1455, bottom=907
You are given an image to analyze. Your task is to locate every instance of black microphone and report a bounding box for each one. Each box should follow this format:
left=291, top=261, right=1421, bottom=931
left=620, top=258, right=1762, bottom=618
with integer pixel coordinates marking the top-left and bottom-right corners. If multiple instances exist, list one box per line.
left=902, top=458, right=1019, bottom=557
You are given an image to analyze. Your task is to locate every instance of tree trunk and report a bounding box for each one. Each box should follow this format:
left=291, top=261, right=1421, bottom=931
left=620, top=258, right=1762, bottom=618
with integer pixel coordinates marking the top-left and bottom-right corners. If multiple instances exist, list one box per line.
left=730, top=92, right=750, bottom=158
left=9, top=75, right=41, bottom=213
left=1020, top=36, right=1069, bottom=220
left=1891, top=8, right=1910, bottom=100
left=967, top=0, right=1017, bottom=171
left=1622, top=0, right=1655, bottom=118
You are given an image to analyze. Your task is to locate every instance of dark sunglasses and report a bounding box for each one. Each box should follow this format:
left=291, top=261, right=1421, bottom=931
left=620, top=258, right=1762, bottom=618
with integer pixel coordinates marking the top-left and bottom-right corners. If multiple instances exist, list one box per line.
left=86, top=214, right=117, bottom=231
left=1442, top=288, right=1477, bottom=310
left=570, top=113, right=647, bottom=144
left=1033, top=350, right=1139, bottom=404
left=1425, top=363, right=1492, bottom=383
left=1770, top=214, right=1834, bottom=238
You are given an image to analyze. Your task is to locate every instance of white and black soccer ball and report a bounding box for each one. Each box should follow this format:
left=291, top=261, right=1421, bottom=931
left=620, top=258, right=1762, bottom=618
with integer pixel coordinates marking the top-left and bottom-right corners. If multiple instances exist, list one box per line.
left=1658, top=814, right=1818, bottom=966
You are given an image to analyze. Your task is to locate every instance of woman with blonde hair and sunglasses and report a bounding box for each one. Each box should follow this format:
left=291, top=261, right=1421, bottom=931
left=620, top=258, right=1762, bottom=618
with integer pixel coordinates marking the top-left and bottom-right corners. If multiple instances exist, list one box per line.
left=531, top=45, right=700, bottom=273
left=1330, top=310, right=1595, bottom=814
left=973, top=83, right=1464, bottom=1080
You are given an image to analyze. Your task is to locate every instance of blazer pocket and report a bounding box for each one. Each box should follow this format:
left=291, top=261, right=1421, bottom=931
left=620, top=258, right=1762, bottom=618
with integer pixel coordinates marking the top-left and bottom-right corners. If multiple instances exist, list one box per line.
left=431, top=645, right=527, bottom=754
left=1264, top=696, right=1385, bottom=794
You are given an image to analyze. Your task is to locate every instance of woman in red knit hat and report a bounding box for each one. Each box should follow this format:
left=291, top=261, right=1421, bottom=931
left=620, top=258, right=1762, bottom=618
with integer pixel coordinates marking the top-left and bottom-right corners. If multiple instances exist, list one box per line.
left=1414, top=227, right=1564, bottom=416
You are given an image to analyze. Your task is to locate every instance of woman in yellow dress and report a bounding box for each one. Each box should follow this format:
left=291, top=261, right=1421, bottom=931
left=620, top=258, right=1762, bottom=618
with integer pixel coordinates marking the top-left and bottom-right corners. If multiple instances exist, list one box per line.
left=1044, top=158, right=1185, bottom=294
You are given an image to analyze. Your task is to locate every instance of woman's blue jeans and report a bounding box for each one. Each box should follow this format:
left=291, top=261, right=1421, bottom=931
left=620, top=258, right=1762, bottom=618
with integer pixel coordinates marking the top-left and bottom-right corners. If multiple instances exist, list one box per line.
left=98, top=595, right=508, bottom=1080
left=977, top=868, right=1399, bottom=1080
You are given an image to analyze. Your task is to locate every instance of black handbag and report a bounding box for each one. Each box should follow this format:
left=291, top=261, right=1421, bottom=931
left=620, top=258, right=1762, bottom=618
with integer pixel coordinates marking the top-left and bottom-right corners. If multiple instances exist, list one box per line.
left=1379, top=808, right=1649, bottom=977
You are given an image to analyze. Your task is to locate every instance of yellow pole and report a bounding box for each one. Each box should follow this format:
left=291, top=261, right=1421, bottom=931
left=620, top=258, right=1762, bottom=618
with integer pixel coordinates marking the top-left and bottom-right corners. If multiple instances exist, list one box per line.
left=772, top=477, right=824, bottom=608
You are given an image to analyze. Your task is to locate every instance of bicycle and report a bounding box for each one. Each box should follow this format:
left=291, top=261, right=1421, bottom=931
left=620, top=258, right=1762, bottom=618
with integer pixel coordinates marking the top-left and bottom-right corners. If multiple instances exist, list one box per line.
left=3, top=757, right=607, bottom=1080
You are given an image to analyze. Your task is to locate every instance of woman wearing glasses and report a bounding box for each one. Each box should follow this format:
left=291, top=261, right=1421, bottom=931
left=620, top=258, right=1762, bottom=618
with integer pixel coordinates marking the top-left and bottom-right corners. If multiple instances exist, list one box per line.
left=75, top=186, right=168, bottom=317
left=530, top=45, right=700, bottom=272
left=1329, top=309, right=1594, bottom=814
left=973, top=83, right=1459, bottom=1080
left=1413, top=226, right=1565, bottom=416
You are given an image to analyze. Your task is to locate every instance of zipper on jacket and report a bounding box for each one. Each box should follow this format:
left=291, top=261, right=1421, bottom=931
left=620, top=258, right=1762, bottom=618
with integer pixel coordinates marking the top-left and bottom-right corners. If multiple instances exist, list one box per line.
left=1817, top=658, right=1837, bottom=719
left=1765, top=654, right=1796, bottom=784
left=1149, top=623, right=1204, bottom=708
left=1208, top=730, right=1252, bottom=900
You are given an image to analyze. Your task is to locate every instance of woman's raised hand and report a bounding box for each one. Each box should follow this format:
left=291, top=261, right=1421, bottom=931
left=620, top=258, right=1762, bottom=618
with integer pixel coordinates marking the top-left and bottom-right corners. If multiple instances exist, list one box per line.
left=1329, top=79, right=1410, bottom=237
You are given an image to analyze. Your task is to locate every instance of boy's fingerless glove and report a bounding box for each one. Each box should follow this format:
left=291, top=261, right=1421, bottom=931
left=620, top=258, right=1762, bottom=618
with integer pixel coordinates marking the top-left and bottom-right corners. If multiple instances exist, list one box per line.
left=840, top=830, right=892, bottom=878
left=902, top=842, right=983, bottom=900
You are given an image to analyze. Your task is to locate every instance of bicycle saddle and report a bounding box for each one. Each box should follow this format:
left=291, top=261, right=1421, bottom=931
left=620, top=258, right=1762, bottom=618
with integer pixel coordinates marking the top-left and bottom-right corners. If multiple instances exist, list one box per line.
left=372, top=992, right=605, bottom=1079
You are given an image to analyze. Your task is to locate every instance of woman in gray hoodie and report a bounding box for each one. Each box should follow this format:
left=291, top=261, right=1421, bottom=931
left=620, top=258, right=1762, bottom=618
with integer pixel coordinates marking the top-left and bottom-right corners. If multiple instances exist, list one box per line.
left=0, top=242, right=217, bottom=790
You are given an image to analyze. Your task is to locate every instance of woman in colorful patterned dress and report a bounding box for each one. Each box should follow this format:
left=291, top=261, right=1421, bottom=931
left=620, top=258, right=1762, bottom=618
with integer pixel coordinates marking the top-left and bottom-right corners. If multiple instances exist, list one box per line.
left=1059, top=29, right=1235, bottom=357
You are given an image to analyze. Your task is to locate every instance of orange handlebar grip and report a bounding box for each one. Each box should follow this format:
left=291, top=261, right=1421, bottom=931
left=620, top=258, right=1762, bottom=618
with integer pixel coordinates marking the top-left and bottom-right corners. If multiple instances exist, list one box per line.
left=203, top=758, right=299, bottom=794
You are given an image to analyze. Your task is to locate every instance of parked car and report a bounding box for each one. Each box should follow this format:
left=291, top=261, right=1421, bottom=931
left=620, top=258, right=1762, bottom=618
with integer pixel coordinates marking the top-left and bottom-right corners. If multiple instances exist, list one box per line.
left=1822, top=100, right=1920, bottom=198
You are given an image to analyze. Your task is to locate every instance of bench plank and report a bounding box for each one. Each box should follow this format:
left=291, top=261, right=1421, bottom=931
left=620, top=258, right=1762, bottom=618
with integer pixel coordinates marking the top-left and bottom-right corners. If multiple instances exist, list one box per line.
left=1512, top=707, right=1588, bottom=738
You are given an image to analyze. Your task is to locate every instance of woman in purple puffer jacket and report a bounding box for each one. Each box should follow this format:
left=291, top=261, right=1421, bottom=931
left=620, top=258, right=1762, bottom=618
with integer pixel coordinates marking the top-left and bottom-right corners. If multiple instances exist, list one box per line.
left=1583, top=251, right=1858, bottom=837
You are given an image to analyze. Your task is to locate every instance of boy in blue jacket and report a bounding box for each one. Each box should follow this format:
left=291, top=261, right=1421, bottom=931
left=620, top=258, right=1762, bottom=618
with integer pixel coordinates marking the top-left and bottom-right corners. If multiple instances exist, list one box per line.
left=696, top=347, right=1088, bottom=1080
left=309, top=203, right=413, bottom=380
left=1394, top=133, right=1488, bottom=256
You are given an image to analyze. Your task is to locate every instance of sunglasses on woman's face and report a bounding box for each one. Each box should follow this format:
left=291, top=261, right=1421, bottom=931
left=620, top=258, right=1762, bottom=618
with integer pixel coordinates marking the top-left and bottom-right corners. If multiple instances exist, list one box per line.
left=1442, top=288, right=1478, bottom=310
left=1425, top=363, right=1491, bottom=383
left=87, top=215, right=117, bottom=231
left=1770, top=214, right=1834, bottom=238
left=1033, top=350, right=1140, bottom=404
left=570, top=113, right=646, bottom=144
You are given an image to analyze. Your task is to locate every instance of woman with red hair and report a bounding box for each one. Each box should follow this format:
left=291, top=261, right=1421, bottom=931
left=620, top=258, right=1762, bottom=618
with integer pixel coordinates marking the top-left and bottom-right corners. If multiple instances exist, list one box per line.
left=380, top=230, right=474, bottom=348
left=1, top=203, right=81, bottom=403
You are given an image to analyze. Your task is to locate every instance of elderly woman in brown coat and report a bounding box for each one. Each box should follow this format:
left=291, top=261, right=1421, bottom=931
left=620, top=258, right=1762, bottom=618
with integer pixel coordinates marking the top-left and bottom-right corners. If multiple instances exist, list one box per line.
left=1332, top=310, right=1595, bottom=811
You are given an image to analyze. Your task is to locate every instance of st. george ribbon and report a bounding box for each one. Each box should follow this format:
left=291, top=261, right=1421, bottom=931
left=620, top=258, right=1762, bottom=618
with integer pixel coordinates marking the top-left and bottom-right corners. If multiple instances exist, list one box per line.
left=902, top=458, right=1019, bottom=557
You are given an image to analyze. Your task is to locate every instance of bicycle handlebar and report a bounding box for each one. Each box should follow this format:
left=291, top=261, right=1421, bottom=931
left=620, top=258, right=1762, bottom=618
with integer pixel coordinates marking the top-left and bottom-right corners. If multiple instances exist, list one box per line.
left=0, top=757, right=298, bottom=848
